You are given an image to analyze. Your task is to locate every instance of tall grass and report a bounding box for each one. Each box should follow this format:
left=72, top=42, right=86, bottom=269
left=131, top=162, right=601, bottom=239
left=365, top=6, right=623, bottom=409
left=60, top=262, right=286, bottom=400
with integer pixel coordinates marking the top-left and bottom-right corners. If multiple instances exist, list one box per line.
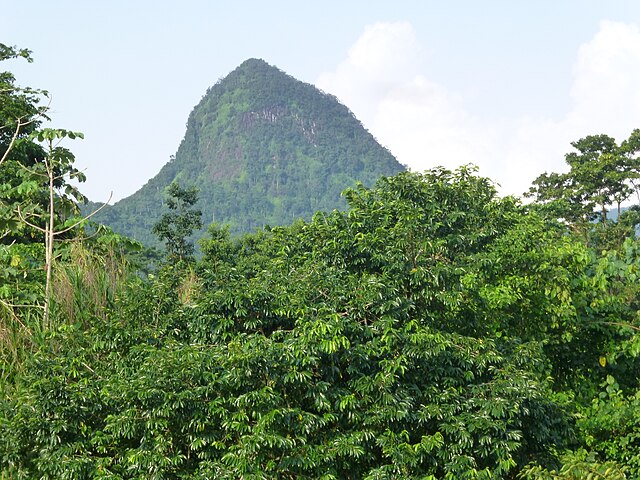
left=0, top=302, right=45, bottom=388
left=51, top=240, right=130, bottom=327
left=0, top=240, right=132, bottom=385
left=0, top=243, right=45, bottom=384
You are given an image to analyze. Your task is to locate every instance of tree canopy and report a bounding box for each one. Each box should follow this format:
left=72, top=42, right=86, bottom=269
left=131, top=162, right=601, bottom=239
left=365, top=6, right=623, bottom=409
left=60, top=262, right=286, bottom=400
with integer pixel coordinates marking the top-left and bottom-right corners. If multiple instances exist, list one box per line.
left=527, top=131, right=640, bottom=237
left=152, top=181, right=203, bottom=261
left=3, top=166, right=639, bottom=478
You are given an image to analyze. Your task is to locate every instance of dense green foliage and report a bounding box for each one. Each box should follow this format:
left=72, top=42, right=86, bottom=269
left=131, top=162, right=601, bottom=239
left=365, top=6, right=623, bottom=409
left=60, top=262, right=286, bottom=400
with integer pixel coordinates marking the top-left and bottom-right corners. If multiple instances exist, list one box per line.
left=2, top=45, right=639, bottom=479
left=92, top=58, right=404, bottom=244
left=527, top=131, right=640, bottom=249
left=3, top=165, right=639, bottom=478
left=152, top=181, right=203, bottom=261
left=0, top=44, right=48, bottom=311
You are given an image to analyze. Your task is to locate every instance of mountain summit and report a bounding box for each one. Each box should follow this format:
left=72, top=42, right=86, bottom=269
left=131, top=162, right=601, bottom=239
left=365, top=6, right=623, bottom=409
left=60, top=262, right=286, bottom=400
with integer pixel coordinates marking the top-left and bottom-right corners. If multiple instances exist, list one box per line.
left=94, top=58, right=405, bottom=242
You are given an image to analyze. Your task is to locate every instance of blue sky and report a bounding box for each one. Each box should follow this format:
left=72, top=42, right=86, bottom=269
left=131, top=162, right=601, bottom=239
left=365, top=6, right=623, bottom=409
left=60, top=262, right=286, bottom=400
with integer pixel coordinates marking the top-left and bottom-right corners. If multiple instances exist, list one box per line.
left=3, top=1, right=640, bottom=202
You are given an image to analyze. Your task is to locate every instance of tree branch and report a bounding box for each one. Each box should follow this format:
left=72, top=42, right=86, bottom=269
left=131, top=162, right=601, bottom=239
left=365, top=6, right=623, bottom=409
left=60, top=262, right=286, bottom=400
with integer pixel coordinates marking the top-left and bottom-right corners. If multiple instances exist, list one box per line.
left=54, top=192, right=113, bottom=236
left=16, top=204, right=46, bottom=233
left=604, top=321, right=640, bottom=332
left=0, top=118, right=23, bottom=167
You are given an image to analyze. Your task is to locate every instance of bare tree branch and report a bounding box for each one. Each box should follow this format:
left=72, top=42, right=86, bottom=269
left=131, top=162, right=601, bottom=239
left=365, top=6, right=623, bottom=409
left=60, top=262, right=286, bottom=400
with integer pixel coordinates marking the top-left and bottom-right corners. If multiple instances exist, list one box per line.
left=0, top=112, right=46, bottom=168
left=54, top=192, right=113, bottom=236
left=16, top=204, right=46, bottom=233
left=0, top=118, right=23, bottom=167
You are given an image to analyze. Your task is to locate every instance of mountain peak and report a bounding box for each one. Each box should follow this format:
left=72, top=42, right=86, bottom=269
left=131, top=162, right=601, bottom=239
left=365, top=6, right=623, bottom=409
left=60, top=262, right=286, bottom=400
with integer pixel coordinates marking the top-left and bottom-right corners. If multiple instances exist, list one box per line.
left=237, top=57, right=273, bottom=69
left=93, top=59, right=405, bottom=242
left=229, top=58, right=280, bottom=79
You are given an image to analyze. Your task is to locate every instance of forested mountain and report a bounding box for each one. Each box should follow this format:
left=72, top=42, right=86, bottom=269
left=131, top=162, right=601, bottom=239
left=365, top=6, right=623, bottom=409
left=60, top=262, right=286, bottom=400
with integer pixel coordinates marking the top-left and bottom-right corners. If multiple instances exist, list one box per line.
left=90, top=58, right=404, bottom=243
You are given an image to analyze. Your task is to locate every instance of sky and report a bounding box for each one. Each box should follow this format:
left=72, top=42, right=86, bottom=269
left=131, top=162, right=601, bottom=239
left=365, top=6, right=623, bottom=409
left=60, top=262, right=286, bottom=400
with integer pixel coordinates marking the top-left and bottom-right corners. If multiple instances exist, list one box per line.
left=3, top=1, right=640, bottom=203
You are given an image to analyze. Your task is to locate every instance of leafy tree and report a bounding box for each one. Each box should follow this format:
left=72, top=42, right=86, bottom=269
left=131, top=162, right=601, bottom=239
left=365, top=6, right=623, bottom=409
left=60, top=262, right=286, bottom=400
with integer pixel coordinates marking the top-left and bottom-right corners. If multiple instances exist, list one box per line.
left=620, top=129, right=640, bottom=205
left=527, top=131, right=640, bottom=241
left=0, top=45, right=52, bottom=323
left=0, top=44, right=47, bottom=168
left=567, top=135, right=635, bottom=223
left=0, top=44, right=48, bottom=244
left=0, top=46, right=123, bottom=386
left=15, top=128, right=90, bottom=327
left=152, top=181, right=202, bottom=261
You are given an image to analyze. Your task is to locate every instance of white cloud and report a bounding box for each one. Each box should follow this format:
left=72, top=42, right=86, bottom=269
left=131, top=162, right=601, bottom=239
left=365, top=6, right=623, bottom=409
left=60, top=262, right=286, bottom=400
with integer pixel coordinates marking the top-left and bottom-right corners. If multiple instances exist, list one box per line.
left=317, top=20, right=640, bottom=198
left=317, top=22, right=425, bottom=130
left=372, top=76, right=496, bottom=173
left=507, top=20, right=640, bottom=196
left=567, top=20, right=640, bottom=136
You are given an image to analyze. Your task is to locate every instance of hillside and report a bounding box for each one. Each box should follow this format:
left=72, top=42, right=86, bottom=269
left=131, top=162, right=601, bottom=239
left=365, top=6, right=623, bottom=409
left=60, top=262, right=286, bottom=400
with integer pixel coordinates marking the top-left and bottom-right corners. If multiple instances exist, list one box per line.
left=91, top=58, right=405, bottom=244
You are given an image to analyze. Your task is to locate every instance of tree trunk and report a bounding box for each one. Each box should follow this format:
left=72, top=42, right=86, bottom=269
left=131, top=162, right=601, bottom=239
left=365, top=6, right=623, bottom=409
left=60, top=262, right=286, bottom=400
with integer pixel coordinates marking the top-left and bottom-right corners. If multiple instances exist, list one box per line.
left=43, top=154, right=55, bottom=329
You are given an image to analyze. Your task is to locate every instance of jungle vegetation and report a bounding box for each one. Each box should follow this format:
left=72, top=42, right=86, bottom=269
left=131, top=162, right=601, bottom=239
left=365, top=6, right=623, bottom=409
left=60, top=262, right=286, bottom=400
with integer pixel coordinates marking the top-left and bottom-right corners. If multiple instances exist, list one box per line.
left=1, top=44, right=639, bottom=479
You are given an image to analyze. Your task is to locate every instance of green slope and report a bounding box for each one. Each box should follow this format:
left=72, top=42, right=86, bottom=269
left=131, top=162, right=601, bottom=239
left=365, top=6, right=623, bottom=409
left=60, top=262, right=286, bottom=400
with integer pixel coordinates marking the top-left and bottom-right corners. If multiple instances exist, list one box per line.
left=92, top=58, right=405, bottom=244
